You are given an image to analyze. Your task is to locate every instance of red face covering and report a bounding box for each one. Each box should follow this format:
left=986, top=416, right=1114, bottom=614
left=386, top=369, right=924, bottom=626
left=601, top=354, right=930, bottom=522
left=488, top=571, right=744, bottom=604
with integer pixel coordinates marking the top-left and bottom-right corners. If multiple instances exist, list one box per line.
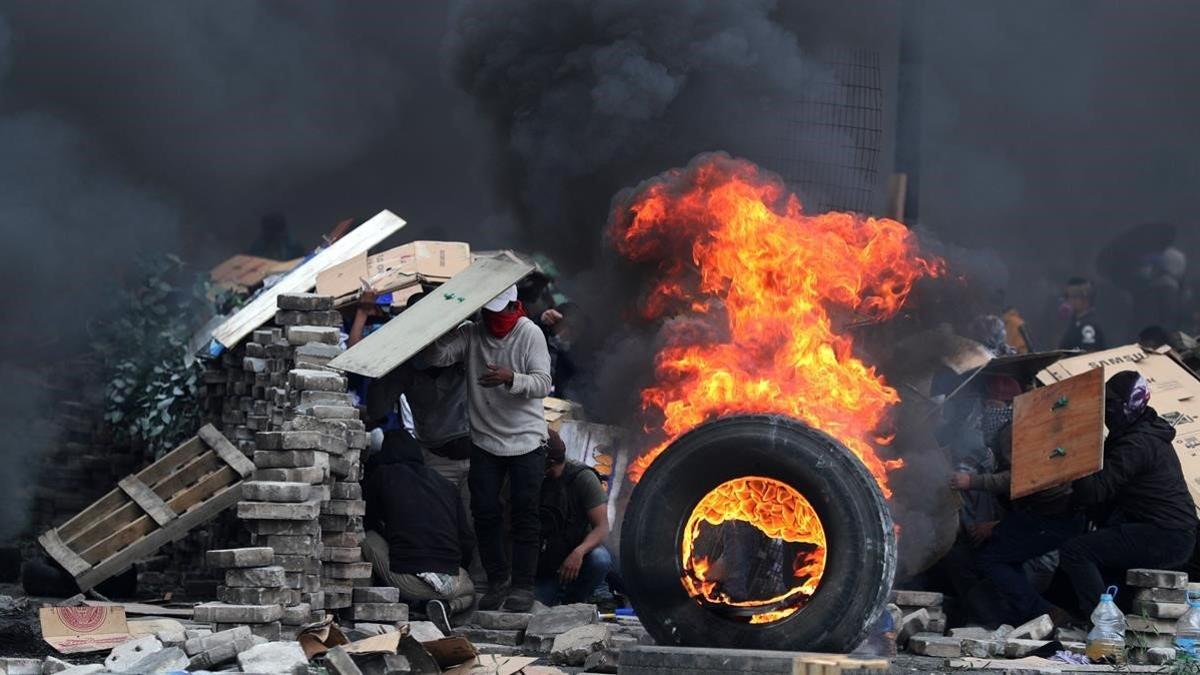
left=482, top=301, right=525, bottom=338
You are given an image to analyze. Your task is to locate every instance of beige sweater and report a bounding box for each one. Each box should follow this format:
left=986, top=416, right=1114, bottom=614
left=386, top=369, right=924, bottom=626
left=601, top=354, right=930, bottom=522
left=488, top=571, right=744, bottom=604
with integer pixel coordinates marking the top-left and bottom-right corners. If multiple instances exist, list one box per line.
left=420, top=317, right=551, bottom=456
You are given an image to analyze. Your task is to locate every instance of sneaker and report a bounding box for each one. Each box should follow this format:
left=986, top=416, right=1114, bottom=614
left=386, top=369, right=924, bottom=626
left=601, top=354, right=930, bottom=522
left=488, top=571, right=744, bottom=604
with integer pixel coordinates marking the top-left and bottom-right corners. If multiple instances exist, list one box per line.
left=426, top=599, right=453, bottom=636
left=478, top=582, right=510, bottom=611
left=504, top=586, right=535, bottom=612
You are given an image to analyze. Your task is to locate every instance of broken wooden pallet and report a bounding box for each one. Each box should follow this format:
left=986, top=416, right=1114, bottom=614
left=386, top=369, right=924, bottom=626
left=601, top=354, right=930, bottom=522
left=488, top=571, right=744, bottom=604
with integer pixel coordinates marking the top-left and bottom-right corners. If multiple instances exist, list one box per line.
left=39, top=424, right=254, bottom=591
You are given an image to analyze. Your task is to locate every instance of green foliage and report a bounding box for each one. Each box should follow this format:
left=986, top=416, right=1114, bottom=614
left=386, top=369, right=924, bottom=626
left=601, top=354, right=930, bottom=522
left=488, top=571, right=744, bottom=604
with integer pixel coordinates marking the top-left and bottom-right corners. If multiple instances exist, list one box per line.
left=94, top=254, right=215, bottom=457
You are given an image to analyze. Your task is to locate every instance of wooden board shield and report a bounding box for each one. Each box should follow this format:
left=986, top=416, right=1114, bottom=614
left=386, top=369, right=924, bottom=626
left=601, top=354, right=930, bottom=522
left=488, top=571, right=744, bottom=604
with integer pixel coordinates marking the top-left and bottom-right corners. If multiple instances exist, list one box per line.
left=1010, top=367, right=1105, bottom=499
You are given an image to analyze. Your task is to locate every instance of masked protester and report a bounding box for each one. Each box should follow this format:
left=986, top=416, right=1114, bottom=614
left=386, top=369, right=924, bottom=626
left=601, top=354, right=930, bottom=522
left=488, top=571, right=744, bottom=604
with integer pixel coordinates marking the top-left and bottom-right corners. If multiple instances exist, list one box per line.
left=419, top=285, right=553, bottom=612
left=1057, top=371, right=1198, bottom=620
left=1058, top=278, right=1106, bottom=352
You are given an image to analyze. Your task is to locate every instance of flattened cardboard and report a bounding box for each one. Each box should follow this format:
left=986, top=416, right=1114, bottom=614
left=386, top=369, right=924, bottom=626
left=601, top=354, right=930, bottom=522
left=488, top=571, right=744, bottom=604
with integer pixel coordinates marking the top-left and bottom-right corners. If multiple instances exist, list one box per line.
left=343, top=632, right=401, bottom=655
left=442, top=653, right=533, bottom=675
left=210, top=254, right=299, bottom=289
left=316, top=252, right=369, bottom=299
left=1011, top=367, right=1105, bottom=499
left=40, top=605, right=132, bottom=654
left=1038, top=343, right=1200, bottom=513
left=423, top=636, right=478, bottom=669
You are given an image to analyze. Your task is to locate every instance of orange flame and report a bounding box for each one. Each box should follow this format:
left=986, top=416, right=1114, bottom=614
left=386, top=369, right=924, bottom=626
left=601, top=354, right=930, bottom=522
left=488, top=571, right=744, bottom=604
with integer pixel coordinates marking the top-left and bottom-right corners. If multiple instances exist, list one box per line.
left=682, top=477, right=826, bottom=623
left=609, top=153, right=940, bottom=494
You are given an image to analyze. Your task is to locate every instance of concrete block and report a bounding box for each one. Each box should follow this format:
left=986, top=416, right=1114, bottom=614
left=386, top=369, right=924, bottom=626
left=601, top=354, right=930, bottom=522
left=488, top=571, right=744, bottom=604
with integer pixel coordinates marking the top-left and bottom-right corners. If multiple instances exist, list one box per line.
left=154, top=630, right=186, bottom=648
left=299, top=389, right=354, bottom=406
left=216, top=621, right=282, bottom=641
left=256, top=430, right=345, bottom=453
left=278, top=293, right=334, bottom=311
left=304, top=591, right=327, bottom=610
left=1147, top=647, right=1178, bottom=665
left=224, top=565, right=287, bottom=588
left=1054, top=626, right=1088, bottom=642
left=357, top=653, right=412, bottom=675
left=123, top=646, right=188, bottom=674
left=288, top=367, right=346, bottom=390
left=238, top=499, right=321, bottom=520
left=265, top=534, right=322, bottom=555
left=347, top=603, right=408, bottom=623
left=310, top=405, right=359, bottom=419
left=1133, top=600, right=1189, bottom=619
left=1010, top=613, right=1054, bottom=640
left=908, top=634, right=963, bottom=658
left=321, top=546, right=363, bottom=563
left=105, top=635, right=163, bottom=673
left=281, top=603, right=312, bottom=625
left=1128, top=630, right=1176, bottom=649
left=526, top=603, right=599, bottom=643
left=244, top=518, right=322, bottom=536
left=960, top=638, right=998, bottom=658
left=253, top=450, right=330, bottom=470
left=275, top=553, right=321, bottom=573
left=353, top=587, right=400, bottom=604
left=193, top=602, right=283, bottom=624
left=406, top=621, right=445, bottom=642
left=1135, top=587, right=1189, bottom=604
left=254, top=466, right=327, bottom=485
left=324, top=562, right=373, bottom=579
left=41, top=656, right=72, bottom=674
left=1128, top=568, right=1188, bottom=589
left=237, top=640, right=309, bottom=674
left=1128, top=615, right=1178, bottom=634
left=184, top=627, right=246, bottom=656
left=583, top=647, right=620, bottom=674
left=276, top=309, right=342, bottom=327
left=890, top=590, right=944, bottom=607
left=206, top=547, right=274, bottom=569
left=898, top=608, right=929, bottom=644
left=325, top=531, right=363, bottom=548
left=218, top=586, right=292, bottom=605
left=324, top=646, right=364, bottom=675
left=186, top=631, right=257, bottom=669
left=322, top=499, right=366, bottom=516
left=1002, top=639, right=1050, bottom=658
left=286, top=325, right=340, bottom=346
left=470, top=610, right=533, bottom=631
left=456, top=626, right=524, bottom=647
left=242, top=481, right=312, bottom=503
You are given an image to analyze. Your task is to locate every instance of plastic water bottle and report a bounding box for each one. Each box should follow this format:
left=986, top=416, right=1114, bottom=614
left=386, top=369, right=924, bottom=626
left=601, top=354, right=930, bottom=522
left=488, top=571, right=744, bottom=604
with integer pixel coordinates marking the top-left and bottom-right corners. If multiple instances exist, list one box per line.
left=1175, top=591, right=1200, bottom=659
left=1085, top=585, right=1126, bottom=664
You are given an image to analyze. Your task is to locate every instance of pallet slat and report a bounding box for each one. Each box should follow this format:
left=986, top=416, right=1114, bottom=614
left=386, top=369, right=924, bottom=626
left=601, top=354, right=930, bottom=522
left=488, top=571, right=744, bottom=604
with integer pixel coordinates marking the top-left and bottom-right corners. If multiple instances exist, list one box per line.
left=38, top=529, right=92, bottom=577
left=198, top=424, right=255, bottom=477
left=117, top=476, right=177, bottom=527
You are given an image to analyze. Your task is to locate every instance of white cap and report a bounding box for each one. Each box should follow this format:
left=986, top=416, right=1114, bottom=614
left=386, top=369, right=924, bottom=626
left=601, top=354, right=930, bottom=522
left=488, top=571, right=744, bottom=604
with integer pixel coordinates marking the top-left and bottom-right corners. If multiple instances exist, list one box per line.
left=483, top=285, right=518, bottom=312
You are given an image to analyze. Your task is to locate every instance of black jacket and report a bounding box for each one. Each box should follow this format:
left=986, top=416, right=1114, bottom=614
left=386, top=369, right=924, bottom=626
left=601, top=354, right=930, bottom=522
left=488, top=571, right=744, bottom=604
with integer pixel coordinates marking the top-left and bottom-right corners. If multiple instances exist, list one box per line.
left=1072, top=408, right=1199, bottom=531
left=363, top=430, right=474, bottom=575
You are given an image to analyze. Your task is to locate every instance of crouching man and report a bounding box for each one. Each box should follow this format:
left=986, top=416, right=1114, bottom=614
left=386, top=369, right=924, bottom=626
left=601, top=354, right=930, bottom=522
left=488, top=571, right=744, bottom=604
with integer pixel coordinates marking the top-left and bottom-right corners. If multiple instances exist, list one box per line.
left=535, top=431, right=612, bottom=606
left=362, top=430, right=475, bottom=632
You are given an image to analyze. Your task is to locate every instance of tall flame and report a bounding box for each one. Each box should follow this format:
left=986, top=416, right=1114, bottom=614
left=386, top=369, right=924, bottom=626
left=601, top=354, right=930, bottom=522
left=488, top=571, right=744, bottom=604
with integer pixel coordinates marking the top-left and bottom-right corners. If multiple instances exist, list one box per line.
left=609, top=153, right=940, bottom=493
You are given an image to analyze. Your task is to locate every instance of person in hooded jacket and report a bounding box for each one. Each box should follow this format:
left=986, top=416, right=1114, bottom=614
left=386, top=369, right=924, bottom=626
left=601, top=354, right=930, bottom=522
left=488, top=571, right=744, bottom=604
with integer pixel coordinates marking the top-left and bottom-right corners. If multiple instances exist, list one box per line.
left=1057, top=370, right=1199, bottom=619
left=420, top=284, right=553, bottom=613
left=362, top=429, right=476, bottom=632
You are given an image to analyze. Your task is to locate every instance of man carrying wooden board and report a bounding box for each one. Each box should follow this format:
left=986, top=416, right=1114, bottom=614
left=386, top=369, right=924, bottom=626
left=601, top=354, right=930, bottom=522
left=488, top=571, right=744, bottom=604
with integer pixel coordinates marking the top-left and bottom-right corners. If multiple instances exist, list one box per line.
left=418, top=284, right=553, bottom=613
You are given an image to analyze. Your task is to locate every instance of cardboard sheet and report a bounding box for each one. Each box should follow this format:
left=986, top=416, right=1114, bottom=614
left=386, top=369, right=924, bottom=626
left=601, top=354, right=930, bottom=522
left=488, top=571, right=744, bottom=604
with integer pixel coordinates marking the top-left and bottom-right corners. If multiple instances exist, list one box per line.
left=1038, top=343, right=1200, bottom=512
left=40, top=606, right=132, bottom=654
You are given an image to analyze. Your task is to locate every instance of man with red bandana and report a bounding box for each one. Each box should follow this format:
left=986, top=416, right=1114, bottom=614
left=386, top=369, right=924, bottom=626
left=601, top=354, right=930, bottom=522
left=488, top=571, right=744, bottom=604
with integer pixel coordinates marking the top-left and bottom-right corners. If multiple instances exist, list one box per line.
left=420, top=284, right=553, bottom=612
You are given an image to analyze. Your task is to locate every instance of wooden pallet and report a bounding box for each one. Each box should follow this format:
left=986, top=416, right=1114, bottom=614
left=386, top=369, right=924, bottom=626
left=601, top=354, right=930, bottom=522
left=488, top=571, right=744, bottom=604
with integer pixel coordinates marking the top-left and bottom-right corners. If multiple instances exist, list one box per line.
left=39, top=424, right=254, bottom=591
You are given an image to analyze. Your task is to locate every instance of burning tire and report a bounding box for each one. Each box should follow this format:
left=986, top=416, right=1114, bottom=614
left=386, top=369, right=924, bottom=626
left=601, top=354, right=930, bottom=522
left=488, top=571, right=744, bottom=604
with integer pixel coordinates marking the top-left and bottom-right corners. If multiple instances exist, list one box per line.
left=620, top=414, right=896, bottom=651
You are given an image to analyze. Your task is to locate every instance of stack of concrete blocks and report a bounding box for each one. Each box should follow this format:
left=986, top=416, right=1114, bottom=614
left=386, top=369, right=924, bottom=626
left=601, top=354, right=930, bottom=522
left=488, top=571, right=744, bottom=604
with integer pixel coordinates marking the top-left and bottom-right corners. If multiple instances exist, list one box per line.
left=199, top=547, right=287, bottom=641
left=1127, top=568, right=1190, bottom=664
left=891, top=590, right=946, bottom=637
left=346, top=587, right=410, bottom=632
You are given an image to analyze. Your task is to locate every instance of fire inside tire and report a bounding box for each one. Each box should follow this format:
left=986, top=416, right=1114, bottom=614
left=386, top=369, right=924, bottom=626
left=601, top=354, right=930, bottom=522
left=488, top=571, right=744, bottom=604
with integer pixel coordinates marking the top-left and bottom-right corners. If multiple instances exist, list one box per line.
left=621, top=415, right=896, bottom=651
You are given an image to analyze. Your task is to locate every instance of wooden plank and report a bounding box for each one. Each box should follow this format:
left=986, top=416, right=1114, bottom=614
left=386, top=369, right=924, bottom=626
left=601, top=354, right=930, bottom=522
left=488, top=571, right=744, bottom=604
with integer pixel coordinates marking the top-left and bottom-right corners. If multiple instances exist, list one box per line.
left=136, top=437, right=207, bottom=487
left=74, top=482, right=242, bottom=591
left=329, top=255, right=534, bottom=378
left=118, top=476, right=177, bottom=527
left=196, top=424, right=255, bottom=477
left=81, top=466, right=238, bottom=565
left=949, top=657, right=1160, bottom=672
left=212, top=209, right=406, bottom=348
left=38, top=529, right=92, bottom=577
left=82, top=601, right=195, bottom=618
left=1011, top=367, right=1105, bottom=499
left=65, top=451, right=223, bottom=551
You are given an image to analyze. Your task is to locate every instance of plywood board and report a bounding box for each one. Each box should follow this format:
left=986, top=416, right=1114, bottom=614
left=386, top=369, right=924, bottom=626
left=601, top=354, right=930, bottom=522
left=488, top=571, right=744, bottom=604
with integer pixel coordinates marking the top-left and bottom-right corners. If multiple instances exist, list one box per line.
left=1011, top=367, right=1105, bottom=499
left=328, top=255, right=534, bottom=378
left=211, top=209, right=406, bottom=348
left=1038, top=343, right=1200, bottom=513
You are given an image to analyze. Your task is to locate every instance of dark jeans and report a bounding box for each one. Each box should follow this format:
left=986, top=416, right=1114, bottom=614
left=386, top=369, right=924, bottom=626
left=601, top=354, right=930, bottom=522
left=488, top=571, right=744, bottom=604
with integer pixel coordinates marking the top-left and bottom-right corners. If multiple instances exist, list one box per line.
left=975, top=511, right=1086, bottom=625
left=468, top=444, right=546, bottom=588
left=535, top=546, right=613, bottom=606
left=1059, top=522, right=1196, bottom=616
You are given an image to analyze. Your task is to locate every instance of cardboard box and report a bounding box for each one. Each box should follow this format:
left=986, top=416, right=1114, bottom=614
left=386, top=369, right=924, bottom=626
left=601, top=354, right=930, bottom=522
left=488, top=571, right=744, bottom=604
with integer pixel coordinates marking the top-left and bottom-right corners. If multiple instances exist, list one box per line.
left=40, top=605, right=132, bottom=654
left=316, top=252, right=369, bottom=298
left=368, top=241, right=471, bottom=281
left=1038, top=344, right=1200, bottom=513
